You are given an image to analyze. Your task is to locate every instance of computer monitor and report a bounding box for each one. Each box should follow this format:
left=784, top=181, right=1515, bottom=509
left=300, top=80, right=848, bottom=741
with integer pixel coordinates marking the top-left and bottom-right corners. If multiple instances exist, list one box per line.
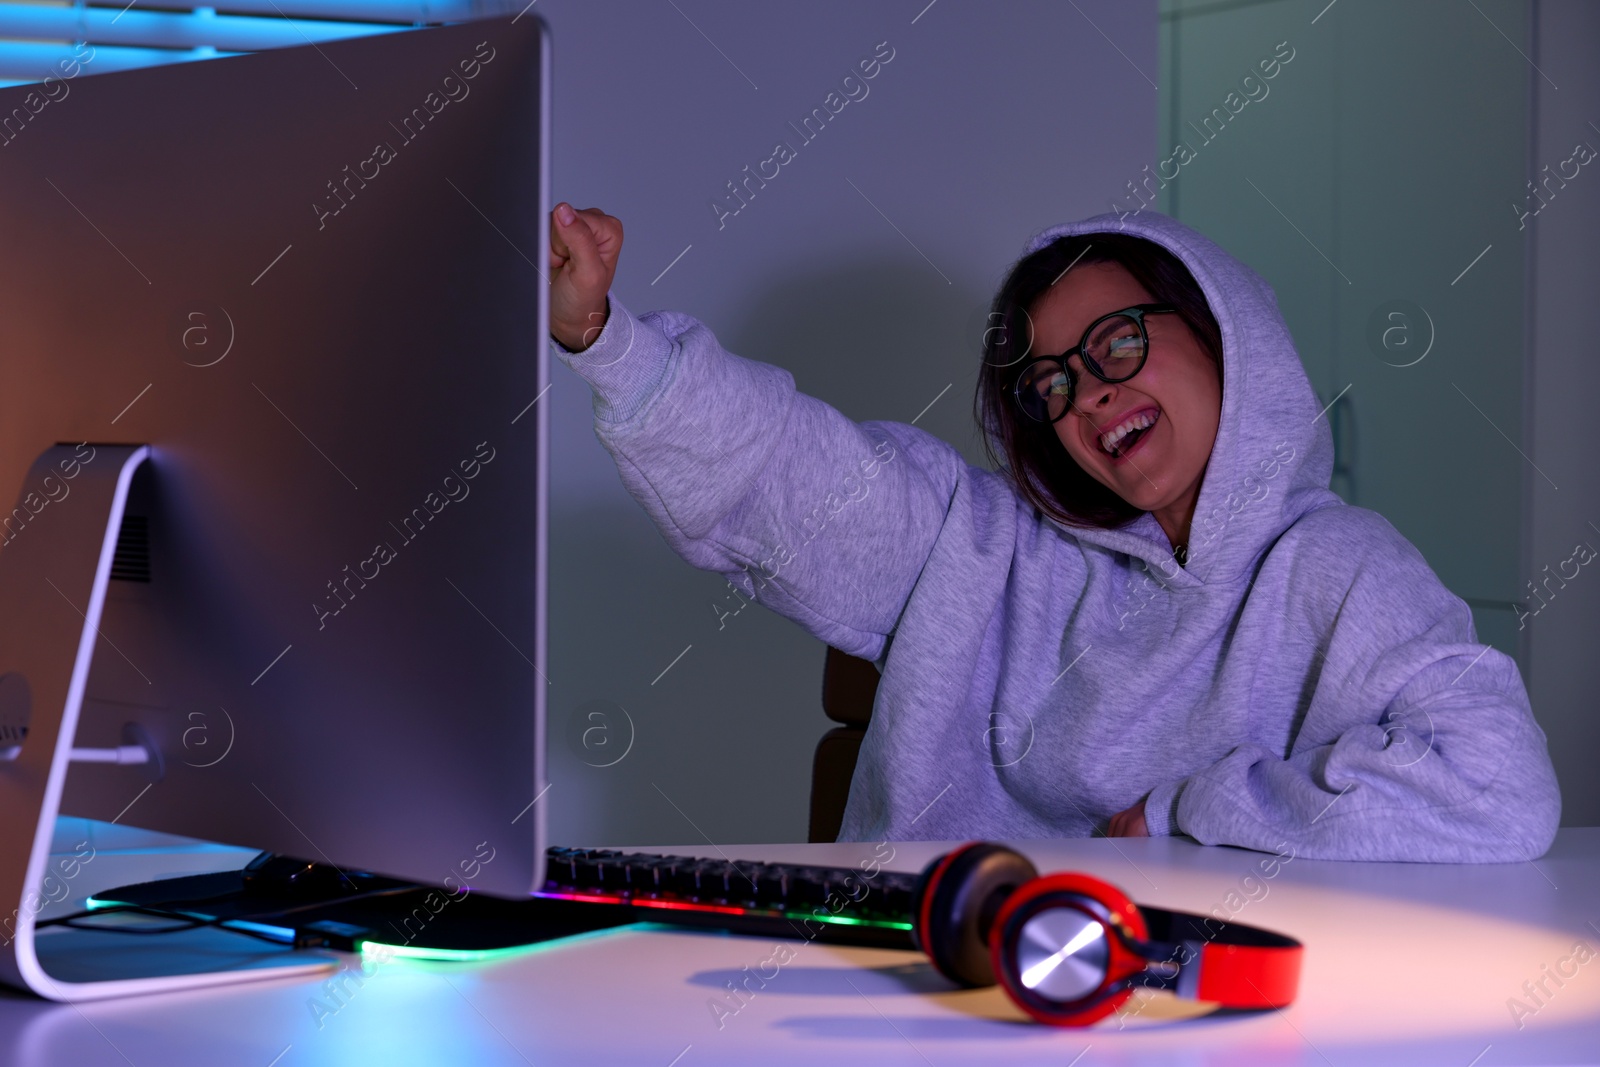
left=0, top=11, right=551, bottom=994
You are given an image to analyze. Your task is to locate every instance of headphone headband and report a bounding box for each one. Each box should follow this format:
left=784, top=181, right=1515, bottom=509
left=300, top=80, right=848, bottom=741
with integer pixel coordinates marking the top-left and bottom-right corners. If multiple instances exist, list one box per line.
left=1128, top=905, right=1303, bottom=1007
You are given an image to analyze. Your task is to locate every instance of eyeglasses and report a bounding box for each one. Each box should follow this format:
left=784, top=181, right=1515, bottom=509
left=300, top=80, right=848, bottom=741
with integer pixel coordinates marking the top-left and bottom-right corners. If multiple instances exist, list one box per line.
left=1011, top=304, right=1178, bottom=424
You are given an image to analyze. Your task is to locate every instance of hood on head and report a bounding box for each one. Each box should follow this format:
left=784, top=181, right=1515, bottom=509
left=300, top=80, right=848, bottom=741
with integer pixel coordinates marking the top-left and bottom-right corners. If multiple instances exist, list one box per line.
left=1015, top=210, right=1338, bottom=587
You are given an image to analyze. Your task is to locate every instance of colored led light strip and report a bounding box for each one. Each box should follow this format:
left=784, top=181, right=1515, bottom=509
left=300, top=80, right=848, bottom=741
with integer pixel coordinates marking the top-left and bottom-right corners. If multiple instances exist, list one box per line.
left=533, top=889, right=914, bottom=930
left=357, top=923, right=633, bottom=963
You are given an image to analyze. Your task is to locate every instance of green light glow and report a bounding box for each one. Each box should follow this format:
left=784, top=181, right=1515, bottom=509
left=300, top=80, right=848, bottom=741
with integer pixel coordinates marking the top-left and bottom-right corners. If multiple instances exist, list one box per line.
left=358, top=924, right=632, bottom=963
left=799, top=912, right=914, bottom=930
left=359, top=941, right=541, bottom=963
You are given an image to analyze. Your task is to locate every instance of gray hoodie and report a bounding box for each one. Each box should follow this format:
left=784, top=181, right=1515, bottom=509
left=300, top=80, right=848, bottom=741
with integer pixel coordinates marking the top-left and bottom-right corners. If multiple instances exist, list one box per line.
left=551, top=209, right=1560, bottom=862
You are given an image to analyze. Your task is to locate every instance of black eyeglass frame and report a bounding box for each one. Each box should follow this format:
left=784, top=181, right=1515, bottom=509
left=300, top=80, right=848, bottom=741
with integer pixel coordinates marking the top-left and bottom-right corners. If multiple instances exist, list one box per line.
left=1010, top=303, right=1179, bottom=425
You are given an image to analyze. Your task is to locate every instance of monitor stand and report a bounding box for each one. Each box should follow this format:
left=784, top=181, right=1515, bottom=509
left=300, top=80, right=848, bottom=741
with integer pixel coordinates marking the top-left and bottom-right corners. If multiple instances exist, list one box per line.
left=0, top=445, right=344, bottom=1000
left=0, top=444, right=643, bottom=1001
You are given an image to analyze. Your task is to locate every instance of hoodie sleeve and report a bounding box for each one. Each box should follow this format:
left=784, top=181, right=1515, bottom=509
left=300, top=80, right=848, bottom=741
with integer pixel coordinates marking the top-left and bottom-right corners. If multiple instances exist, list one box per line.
left=549, top=290, right=976, bottom=662
left=1143, top=509, right=1562, bottom=862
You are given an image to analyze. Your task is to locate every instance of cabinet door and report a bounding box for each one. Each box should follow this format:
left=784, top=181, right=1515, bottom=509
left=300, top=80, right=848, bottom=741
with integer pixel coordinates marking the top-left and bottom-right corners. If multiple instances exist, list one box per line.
left=1160, top=0, right=1528, bottom=661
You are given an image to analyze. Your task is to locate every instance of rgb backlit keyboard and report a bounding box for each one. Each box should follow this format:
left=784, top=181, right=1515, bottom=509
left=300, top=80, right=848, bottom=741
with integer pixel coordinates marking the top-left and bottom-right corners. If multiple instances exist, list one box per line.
left=536, top=847, right=918, bottom=949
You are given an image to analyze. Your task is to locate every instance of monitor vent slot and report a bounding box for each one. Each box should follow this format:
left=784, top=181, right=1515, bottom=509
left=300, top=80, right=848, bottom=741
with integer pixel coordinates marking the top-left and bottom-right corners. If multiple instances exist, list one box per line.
left=111, top=515, right=151, bottom=583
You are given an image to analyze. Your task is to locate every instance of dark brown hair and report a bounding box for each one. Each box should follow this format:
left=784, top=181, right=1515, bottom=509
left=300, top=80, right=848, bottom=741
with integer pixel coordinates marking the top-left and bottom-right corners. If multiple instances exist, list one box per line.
left=973, top=232, right=1224, bottom=530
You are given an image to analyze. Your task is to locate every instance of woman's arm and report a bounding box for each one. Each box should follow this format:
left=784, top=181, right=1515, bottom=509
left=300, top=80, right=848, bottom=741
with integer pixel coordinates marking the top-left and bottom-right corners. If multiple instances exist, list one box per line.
left=1140, top=510, right=1562, bottom=862
left=548, top=207, right=1004, bottom=660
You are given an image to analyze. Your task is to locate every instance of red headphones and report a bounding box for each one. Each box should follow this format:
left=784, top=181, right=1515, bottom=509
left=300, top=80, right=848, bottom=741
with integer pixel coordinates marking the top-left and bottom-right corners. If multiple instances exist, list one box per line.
left=910, top=842, right=1304, bottom=1026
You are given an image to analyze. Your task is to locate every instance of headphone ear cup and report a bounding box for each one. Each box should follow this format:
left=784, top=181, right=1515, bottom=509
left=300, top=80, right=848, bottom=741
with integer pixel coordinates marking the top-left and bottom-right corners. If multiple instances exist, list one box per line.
left=911, top=843, right=1039, bottom=988
left=988, top=872, right=1150, bottom=1027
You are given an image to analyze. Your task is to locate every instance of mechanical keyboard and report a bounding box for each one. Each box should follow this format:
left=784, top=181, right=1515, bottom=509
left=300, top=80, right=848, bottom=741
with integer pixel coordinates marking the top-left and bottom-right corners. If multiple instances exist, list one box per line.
left=536, top=846, right=919, bottom=950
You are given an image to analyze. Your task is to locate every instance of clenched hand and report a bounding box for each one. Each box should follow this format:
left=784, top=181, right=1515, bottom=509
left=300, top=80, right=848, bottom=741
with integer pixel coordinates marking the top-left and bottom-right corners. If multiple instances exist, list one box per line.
left=548, top=201, right=623, bottom=352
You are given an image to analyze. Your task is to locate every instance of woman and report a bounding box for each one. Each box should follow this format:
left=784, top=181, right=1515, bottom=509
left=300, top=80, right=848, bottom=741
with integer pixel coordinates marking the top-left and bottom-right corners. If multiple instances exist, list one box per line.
left=546, top=200, right=1561, bottom=862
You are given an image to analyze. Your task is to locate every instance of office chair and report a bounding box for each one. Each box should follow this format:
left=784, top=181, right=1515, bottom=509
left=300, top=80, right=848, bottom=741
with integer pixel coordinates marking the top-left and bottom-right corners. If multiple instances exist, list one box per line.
left=808, top=646, right=882, bottom=842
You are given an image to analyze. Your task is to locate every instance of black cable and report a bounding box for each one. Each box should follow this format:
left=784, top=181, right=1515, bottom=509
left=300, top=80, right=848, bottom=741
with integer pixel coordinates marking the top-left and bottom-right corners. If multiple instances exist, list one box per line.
left=37, top=883, right=437, bottom=946
left=37, top=905, right=295, bottom=946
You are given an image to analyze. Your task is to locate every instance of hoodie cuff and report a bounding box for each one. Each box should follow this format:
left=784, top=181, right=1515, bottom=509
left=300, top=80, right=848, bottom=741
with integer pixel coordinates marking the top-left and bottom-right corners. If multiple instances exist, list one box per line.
left=1142, top=778, right=1187, bottom=838
left=548, top=291, right=674, bottom=425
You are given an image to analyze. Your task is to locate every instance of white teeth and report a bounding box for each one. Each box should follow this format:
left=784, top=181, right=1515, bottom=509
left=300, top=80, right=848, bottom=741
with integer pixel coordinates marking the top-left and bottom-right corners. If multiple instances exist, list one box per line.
left=1100, top=411, right=1157, bottom=455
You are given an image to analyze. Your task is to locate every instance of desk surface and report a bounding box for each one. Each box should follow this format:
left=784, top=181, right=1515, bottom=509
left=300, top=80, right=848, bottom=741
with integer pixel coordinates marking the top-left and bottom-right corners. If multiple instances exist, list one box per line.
left=3, top=828, right=1598, bottom=1066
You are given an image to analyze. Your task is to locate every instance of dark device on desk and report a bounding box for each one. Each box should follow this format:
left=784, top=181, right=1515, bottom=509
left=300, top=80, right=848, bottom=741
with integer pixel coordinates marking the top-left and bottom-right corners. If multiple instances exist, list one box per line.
left=0, top=13, right=552, bottom=998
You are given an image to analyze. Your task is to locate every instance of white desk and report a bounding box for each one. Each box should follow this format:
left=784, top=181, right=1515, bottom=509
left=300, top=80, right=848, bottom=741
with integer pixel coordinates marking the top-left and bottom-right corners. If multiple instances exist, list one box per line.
left=2, top=827, right=1598, bottom=1066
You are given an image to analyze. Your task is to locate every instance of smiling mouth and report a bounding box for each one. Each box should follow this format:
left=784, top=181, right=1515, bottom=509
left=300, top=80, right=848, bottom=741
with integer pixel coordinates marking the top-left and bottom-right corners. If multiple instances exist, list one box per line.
left=1098, top=409, right=1160, bottom=460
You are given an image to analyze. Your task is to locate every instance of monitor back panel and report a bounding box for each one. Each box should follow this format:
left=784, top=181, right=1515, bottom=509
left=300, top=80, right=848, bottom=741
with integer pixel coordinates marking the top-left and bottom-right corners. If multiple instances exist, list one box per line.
left=0, top=16, right=549, bottom=897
